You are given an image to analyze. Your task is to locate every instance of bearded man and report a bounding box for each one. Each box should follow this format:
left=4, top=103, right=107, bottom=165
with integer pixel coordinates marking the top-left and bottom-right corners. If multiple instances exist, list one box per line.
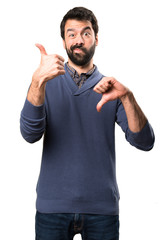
left=20, top=7, right=155, bottom=240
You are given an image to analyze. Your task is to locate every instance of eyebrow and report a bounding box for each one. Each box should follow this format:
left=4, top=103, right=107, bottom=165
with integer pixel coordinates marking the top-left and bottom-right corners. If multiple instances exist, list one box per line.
left=66, top=26, right=92, bottom=33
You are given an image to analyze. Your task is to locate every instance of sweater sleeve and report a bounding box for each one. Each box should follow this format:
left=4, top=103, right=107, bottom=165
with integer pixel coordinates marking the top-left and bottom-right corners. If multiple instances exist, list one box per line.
left=20, top=98, right=46, bottom=143
left=116, top=99, right=155, bottom=151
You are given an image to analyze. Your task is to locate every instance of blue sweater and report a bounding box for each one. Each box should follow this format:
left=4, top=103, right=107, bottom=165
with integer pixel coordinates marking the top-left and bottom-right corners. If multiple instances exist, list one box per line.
left=20, top=64, right=155, bottom=215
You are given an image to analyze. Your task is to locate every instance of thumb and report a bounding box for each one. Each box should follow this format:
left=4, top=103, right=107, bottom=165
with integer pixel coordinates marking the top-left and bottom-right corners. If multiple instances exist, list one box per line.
left=35, top=43, right=47, bottom=55
left=96, top=95, right=108, bottom=112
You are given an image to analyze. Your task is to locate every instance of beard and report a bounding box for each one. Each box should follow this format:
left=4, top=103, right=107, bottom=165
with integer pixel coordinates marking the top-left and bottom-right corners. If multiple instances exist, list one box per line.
left=65, top=41, right=96, bottom=66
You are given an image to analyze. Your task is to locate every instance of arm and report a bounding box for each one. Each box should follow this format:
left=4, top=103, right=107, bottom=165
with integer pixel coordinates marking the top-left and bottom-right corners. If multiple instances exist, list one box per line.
left=20, top=99, right=46, bottom=143
left=93, top=77, right=147, bottom=132
left=118, top=91, right=147, bottom=133
left=93, top=77, right=155, bottom=150
left=20, top=44, right=65, bottom=143
left=27, top=43, right=65, bottom=106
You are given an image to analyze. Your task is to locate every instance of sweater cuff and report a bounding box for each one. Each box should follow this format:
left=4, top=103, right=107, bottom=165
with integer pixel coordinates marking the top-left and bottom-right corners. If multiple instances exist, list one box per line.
left=127, top=121, right=155, bottom=147
left=21, top=98, right=45, bottom=119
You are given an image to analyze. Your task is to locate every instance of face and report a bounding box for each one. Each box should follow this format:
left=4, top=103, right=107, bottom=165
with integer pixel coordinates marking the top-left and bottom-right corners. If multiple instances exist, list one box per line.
left=63, top=19, right=98, bottom=66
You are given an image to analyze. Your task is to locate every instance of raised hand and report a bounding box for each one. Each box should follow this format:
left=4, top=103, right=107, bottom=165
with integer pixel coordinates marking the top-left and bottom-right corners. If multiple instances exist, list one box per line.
left=27, top=44, right=65, bottom=106
left=93, top=77, right=129, bottom=112
left=32, top=43, right=65, bottom=87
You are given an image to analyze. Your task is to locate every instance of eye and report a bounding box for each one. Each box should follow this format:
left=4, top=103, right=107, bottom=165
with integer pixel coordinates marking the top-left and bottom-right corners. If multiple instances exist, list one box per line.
left=84, top=32, right=90, bottom=37
left=69, top=33, right=75, bottom=38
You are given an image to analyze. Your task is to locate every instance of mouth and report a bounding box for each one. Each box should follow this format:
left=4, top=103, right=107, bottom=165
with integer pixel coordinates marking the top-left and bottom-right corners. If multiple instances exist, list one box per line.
left=73, top=48, right=84, bottom=53
left=71, top=45, right=86, bottom=53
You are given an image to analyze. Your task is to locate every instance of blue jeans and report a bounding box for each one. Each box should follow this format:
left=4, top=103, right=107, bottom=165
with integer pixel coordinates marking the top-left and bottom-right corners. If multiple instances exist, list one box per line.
left=35, top=211, right=119, bottom=240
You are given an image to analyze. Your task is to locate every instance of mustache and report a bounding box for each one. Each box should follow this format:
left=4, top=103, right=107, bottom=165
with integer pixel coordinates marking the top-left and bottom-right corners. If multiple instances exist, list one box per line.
left=70, top=44, right=86, bottom=52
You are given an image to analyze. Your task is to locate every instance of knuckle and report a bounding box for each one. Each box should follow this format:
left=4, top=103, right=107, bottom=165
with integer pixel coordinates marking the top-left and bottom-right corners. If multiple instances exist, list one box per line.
left=53, top=54, right=58, bottom=58
left=111, top=76, right=116, bottom=81
left=55, top=63, right=60, bottom=69
left=100, top=83, right=104, bottom=88
left=52, top=54, right=60, bottom=61
left=53, top=58, right=59, bottom=64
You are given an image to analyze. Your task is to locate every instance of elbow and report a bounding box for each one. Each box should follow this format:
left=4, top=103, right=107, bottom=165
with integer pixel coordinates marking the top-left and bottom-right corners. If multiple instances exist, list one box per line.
left=26, top=137, right=43, bottom=144
left=143, top=129, right=155, bottom=151
left=143, top=136, right=155, bottom=152
left=20, top=116, right=45, bottom=144
left=20, top=126, right=44, bottom=144
left=131, top=135, right=155, bottom=152
left=126, top=121, right=155, bottom=152
left=20, top=132, right=43, bottom=144
left=139, top=143, right=154, bottom=152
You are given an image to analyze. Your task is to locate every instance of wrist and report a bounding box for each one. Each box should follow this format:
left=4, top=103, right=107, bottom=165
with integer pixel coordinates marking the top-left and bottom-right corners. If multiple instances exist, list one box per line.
left=27, top=79, right=46, bottom=106
left=119, top=89, right=133, bottom=103
left=32, top=68, right=47, bottom=89
left=31, top=78, right=46, bottom=90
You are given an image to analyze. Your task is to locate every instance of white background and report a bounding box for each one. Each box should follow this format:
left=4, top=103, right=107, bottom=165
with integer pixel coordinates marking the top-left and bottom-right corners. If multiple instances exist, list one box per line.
left=0, top=0, right=159, bottom=239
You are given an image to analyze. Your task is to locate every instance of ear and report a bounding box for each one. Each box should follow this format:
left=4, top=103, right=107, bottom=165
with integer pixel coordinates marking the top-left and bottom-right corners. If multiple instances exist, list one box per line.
left=95, top=34, right=98, bottom=46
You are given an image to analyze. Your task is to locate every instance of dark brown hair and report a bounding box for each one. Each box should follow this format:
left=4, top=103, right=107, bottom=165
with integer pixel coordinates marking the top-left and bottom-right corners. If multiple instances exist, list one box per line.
left=60, top=7, right=99, bottom=39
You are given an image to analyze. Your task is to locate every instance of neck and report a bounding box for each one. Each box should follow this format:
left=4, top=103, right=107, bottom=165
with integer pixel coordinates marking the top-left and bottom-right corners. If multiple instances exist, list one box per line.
left=67, top=59, right=94, bottom=75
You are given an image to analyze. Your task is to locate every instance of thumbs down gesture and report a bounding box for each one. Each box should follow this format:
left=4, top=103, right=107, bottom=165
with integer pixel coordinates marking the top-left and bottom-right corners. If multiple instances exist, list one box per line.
left=93, top=77, right=129, bottom=112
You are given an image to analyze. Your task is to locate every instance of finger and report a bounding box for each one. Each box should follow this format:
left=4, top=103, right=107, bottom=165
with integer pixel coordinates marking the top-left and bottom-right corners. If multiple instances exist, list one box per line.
left=56, top=69, right=66, bottom=76
left=57, top=60, right=65, bottom=67
left=93, top=85, right=102, bottom=93
left=53, top=54, right=65, bottom=62
left=93, top=86, right=102, bottom=94
left=94, top=85, right=109, bottom=93
left=96, top=95, right=108, bottom=112
left=57, top=55, right=65, bottom=62
left=94, top=81, right=111, bottom=93
left=35, top=43, right=47, bottom=55
left=96, top=87, right=106, bottom=93
left=57, top=64, right=65, bottom=70
left=59, top=70, right=66, bottom=75
left=104, top=81, right=112, bottom=89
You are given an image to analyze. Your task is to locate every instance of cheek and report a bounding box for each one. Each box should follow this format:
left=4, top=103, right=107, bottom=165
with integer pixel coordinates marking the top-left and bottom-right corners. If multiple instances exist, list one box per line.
left=86, top=38, right=95, bottom=46
left=65, top=40, right=73, bottom=50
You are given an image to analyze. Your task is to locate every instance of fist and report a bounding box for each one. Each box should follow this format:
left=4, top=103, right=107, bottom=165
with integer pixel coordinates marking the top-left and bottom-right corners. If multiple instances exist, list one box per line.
left=32, top=43, right=65, bottom=87
left=93, top=77, right=129, bottom=112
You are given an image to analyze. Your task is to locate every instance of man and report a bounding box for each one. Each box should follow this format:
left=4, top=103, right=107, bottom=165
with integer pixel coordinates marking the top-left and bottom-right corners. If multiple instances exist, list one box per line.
left=20, top=7, right=155, bottom=240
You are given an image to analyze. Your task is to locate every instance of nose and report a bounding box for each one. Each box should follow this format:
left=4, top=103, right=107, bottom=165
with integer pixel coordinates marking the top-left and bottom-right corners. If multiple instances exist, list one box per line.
left=75, top=34, right=84, bottom=45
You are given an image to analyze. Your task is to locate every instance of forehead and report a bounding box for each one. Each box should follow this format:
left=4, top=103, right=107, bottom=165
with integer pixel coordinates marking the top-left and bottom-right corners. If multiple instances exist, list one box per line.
left=64, top=19, right=93, bottom=32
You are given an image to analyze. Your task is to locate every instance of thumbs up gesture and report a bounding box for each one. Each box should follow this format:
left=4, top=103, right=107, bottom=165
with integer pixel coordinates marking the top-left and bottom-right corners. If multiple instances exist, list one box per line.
left=32, top=43, right=65, bottom=87
left=93, top=77, right=129, bottom=112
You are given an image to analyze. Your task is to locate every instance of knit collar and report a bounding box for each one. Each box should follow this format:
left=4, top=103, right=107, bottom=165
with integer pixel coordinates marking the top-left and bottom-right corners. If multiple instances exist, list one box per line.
left=66, top=62, right=96, bottom=78
left=63, top=63, right=104, bottom=96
